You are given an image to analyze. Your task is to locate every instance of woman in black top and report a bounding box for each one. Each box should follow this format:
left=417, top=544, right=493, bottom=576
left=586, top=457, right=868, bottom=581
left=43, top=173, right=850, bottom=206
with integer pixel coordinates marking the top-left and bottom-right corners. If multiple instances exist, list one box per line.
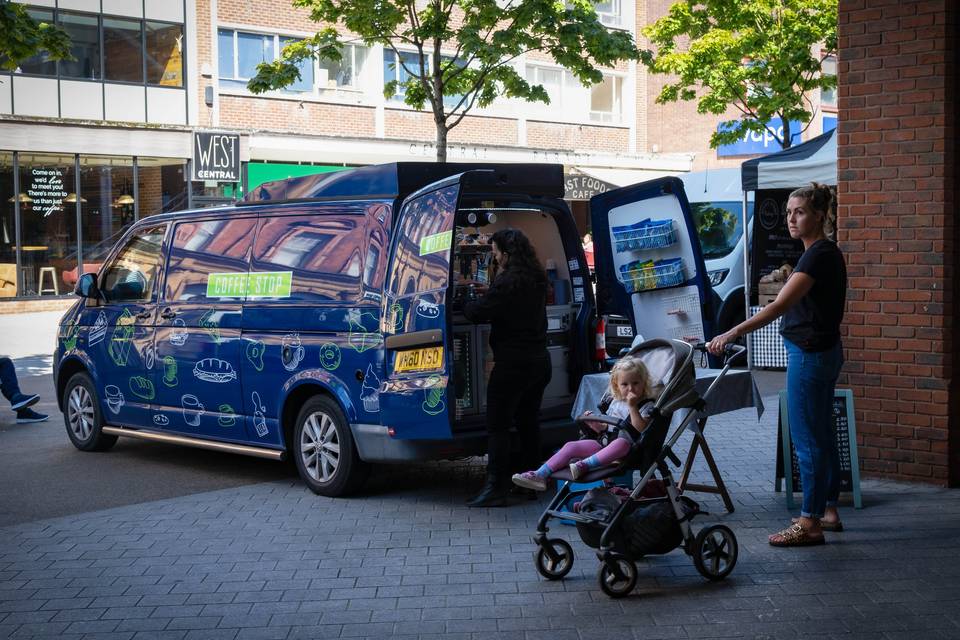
left=708, top=183, right=846, bottom=546
left=463, top=229, right=552, bottom=508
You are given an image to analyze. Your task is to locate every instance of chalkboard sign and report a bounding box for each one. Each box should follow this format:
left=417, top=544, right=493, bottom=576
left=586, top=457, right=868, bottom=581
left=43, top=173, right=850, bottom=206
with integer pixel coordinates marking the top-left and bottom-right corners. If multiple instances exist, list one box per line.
left=775, top=388, right=862, bottom=509
left=750, top=189, right=804, bottom=305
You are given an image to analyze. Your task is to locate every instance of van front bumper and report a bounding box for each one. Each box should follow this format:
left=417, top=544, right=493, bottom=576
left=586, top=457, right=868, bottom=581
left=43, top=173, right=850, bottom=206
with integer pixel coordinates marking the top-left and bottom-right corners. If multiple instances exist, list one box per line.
left=351, top=417, right=578, bottom=464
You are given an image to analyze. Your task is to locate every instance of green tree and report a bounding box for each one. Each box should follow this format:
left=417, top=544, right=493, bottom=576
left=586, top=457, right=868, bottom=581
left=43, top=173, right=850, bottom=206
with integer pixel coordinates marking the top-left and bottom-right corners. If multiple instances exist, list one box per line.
left=642, top=0, right=837, bottom=149
left=0, top=1, right=72, bottom=72
left=248, top=0, right=640, bottom=161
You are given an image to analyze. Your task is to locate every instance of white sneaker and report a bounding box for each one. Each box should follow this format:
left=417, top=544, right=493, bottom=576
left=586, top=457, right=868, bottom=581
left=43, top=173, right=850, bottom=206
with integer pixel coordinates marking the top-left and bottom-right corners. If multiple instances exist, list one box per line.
left=569, top=462, right=585, bottom=480
left=511, top=472, right=547, bottom=492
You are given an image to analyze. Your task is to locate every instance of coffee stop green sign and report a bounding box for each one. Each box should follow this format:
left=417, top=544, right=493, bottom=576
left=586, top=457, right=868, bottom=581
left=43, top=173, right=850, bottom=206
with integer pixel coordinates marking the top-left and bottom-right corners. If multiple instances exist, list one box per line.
left=207, top=271, right=293, bottom=298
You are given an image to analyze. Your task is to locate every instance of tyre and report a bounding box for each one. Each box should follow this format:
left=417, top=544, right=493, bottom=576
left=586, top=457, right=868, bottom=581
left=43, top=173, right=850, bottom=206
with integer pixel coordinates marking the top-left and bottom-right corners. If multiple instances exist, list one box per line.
left=293, top=395, right=368, bottom=497
left=597, top=553, right=638, bottom=598
left=534, top=538, right=574, bottom=580
left=62, top=372, right=118, bottom=452
left=693, top=525, right=738, bottom=581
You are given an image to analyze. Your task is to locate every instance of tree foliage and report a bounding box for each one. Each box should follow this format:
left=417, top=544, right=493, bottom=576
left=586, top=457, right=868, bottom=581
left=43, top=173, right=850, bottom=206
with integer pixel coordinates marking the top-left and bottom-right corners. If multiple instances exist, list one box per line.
left=248, top=0, right=640, bottom=161
left=641, top=0, right=837, bottom=149
left=0, top=1, right=72, bottom=72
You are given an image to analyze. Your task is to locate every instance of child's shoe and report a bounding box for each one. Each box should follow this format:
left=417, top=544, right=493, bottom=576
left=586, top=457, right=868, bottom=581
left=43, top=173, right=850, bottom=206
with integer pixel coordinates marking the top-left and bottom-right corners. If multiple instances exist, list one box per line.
left=511, top=471, right=547, bottom=491
left=569, top=461, right=587, bottom=480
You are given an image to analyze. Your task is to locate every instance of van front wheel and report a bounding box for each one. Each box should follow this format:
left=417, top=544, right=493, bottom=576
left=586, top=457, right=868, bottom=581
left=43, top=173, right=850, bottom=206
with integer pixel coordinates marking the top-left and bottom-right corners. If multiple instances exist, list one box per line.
left=293, top=396, right=368, bottom=497
left=62, top=372, right=118, bottom=452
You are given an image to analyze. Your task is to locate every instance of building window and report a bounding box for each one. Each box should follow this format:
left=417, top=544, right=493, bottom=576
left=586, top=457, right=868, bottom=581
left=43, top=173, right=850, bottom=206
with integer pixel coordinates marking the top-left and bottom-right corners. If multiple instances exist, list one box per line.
left=593, top=0, right=623, bottom=27
left=58, top=11, right=100, bottom=80
left=320, top=44, right=367, bottom=92
left=104, top=17, right=144, bottom=83
left=79, top=156, right=136, bottom=273
left=279, top=36, right=314, bottom=92
left=0, top=153, right=16, bottom=298
left=590, top=74, right=622, bottom=124
left=16, top=8, right=57, bottom=76
left=525, top=64, right=564, bottom=111
left=821, top=55, right=836, bottom=108
left=137, top=158, right=188, bottom=217
left=145, top=21, right=184, bottom=87
left=383, top=49, right=422, bottom=102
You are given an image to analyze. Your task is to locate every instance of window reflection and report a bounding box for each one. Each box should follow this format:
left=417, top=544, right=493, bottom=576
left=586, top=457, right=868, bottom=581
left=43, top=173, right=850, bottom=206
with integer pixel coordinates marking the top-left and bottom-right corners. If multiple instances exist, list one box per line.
left=59, top=12, right=101, bottom=80
left=387, top=185, right=458, bottom=299
left=137, top=157, right=188, bottom=216
left=15, top=8, right=56, bottom=76
left=104, top=17, right=143, bottom=82
left=101, top=225, right=165, bottom=303
left=145, top=21, right=184, bottom=87
left=0, top=153, right=15, bottom=298
left=166, top=219, right=256, bottom=302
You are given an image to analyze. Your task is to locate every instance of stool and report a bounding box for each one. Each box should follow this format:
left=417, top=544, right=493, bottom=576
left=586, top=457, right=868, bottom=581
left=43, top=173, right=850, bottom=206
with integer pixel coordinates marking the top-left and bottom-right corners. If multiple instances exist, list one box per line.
left=38, top=267, right=59, bottom=295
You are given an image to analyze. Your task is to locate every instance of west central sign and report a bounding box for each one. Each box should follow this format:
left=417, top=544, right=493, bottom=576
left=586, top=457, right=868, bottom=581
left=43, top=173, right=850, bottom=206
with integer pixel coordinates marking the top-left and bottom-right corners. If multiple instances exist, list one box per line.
left=193, top=131, right=240, bottom=182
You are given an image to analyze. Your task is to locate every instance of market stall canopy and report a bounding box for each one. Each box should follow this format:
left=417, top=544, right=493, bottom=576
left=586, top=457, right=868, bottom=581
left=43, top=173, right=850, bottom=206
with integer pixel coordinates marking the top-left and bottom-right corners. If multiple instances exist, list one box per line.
left=740, top=128, right=836, bottom=191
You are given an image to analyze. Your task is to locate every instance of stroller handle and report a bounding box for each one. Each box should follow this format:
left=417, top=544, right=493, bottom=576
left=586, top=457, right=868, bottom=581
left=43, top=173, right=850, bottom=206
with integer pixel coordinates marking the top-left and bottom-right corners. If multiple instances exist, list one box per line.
left=694, top=341, right=746, bottom=360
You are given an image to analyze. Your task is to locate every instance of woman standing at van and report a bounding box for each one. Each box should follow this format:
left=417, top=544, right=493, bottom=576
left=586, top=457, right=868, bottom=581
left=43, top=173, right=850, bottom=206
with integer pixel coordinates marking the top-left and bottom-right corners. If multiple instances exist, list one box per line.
left=708, top=183, right=846, bottom=546
left=463, top=228, right=552, bottom=508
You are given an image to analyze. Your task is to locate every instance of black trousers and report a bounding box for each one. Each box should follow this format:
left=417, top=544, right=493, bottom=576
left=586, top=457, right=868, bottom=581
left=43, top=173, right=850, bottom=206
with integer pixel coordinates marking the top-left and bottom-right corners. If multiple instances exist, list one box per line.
left=484, top=355, right=552, bottom=487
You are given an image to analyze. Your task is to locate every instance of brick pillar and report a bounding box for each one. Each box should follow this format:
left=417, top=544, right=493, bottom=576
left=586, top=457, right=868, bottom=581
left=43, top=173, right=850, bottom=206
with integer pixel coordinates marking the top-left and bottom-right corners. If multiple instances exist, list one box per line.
left=837, top=1, right=958, bottom=485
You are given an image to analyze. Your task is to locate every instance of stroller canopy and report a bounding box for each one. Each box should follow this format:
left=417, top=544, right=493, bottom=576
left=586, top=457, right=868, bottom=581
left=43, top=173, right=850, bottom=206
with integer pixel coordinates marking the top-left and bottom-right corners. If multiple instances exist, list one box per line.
left=626, top=339, right=698, bottom=415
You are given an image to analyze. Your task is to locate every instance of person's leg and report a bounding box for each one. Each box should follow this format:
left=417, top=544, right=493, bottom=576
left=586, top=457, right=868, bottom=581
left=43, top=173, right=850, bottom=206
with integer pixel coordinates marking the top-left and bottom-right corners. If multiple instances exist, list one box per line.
left=820, top=342, right=844, bottom=525
left=578, top=438, right=631, bottom=469
left=513, top=356, right=551, bottom=473
left=468, top=363, right=524, bottom=506
left=0, top=357, right=20, bottom=402
left=543, top=440, right=602, bottom=472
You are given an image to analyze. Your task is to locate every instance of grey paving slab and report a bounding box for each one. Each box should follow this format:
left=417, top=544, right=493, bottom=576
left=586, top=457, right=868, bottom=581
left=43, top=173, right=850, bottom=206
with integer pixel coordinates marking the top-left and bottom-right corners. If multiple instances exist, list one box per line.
left=2, top=391, right=960, bottom=640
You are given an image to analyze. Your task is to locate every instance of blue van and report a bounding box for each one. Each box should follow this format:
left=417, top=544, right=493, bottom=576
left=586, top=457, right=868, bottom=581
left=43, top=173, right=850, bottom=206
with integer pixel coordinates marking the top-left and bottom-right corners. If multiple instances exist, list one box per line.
left=54, top=163, right=713, bottom=496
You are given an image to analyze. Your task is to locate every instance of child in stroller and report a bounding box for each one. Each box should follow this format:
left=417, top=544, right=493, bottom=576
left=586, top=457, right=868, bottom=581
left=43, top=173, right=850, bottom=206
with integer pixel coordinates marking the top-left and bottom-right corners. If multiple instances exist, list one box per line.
left=511, top=356, right=659, bottom=491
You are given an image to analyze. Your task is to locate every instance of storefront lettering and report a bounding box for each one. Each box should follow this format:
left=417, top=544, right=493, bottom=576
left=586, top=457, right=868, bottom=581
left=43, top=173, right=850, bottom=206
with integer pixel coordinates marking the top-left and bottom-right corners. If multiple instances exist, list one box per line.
left=27, top=168, right=67, bottom=218
left=564, top=174, right=615, bottom=200
left=193, top=132, right=240, bottom=182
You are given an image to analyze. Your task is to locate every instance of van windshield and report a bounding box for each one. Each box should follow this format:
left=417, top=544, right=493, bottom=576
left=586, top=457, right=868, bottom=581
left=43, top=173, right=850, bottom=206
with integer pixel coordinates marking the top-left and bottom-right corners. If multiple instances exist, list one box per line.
left=692, top=201, right=751, bottom=260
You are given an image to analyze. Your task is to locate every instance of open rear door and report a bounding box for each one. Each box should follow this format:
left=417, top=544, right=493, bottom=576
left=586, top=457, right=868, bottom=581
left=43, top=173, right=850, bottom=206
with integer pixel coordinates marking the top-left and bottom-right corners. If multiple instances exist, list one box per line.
left=379, top=177, right=462, bottom=440
left=590, top=177, right=715, bottom=347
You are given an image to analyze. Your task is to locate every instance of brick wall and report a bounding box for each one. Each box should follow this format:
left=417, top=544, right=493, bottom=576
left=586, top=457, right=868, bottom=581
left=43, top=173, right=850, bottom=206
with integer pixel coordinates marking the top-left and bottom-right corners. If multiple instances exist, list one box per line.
left=837, top=0, right=958, bottom=485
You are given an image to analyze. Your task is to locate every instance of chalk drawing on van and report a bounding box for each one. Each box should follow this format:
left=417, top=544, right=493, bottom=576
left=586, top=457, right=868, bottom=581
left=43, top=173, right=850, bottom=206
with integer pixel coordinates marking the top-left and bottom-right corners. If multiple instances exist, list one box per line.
left=129, top=376, right=155, bottom=400
left=143, top=344, right=156, bottom=370
left=108, top=309, right=135, bottom=366
left=162, top=356, right=178, bottom=387
left=319, top=342, right=341, bottom=371
left=104, top=385, right=124, bottom=415
left=62, top=321, right=80, bottom=351
left=422, top=375, right=446, bottom=416
left=415, top=299, right=440, bottom=319
left=153, top=414, right=169, bottom=427
left=389, top=303, right=404, bottom=331
left=281, top=333, right=305, bottom=371
left=347, top=309, right=383, bottom=353
left=181, top=394, right=204, bottom=426
left=194, top=358, right=238, bottom=383
left=199, top=309, right=222, bottom=344
left=252, top=391, right=268, bottom=437
left=360, top=364, right=380, bottom=413
left=169, top=318, right=188, bottom=346
left=218, top=404, right=236, bottom=427
left=245, top=339, right=266, bottom=372
left=88, top=311, right=108, bottom=346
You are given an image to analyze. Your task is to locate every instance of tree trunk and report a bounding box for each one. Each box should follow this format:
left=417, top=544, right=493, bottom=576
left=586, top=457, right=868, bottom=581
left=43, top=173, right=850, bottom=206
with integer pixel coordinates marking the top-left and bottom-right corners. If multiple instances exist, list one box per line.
left=781, top=118, right=792, bottom=149
left=435, top=120, right=448, bottom=162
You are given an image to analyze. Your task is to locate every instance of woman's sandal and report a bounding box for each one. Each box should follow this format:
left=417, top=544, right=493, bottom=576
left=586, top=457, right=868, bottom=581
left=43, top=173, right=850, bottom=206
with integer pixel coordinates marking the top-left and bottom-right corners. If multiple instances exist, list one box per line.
left=769, top=522, right=826, bottom=547
left=792, top=516, right=843, bottom=532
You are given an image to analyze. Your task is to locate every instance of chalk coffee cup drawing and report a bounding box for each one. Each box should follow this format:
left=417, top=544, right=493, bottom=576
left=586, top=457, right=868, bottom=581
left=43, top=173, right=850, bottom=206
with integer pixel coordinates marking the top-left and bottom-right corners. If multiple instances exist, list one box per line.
left=181, top=394, right=205, bottom=426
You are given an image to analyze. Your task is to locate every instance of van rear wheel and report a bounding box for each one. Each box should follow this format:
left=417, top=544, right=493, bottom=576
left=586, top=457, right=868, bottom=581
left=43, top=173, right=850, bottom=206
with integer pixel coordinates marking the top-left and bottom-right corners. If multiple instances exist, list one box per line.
left=293, top=396, right=368, bottom=497
left=62, top=372, right=118, bottom=452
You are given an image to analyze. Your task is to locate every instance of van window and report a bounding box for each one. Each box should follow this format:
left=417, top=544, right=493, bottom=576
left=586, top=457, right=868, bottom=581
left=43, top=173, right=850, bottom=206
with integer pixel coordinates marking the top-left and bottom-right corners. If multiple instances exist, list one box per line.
left=692, top=201, right=750, bottom=260
left=252, top=215, right=365, bottom=302
left=165, top=218, right=257, bottom=302
left=387, top=185, right=458, bottom=298
left=101, top=224, right=166, bottom=303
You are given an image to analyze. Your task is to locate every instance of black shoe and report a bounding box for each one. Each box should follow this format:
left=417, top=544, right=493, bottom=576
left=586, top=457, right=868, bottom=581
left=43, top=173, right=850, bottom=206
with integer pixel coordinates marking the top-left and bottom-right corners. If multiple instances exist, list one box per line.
left=16, top=408, right=48, bottom=423
left=466, top=483, right=509, bottom=508
left=10, top=393, right=39, bottom=411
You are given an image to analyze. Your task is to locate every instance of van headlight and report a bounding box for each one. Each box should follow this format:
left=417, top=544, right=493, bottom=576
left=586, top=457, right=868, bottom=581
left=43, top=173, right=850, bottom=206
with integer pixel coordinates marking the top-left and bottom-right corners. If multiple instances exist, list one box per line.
left=707, top=269, right=729, bottom=286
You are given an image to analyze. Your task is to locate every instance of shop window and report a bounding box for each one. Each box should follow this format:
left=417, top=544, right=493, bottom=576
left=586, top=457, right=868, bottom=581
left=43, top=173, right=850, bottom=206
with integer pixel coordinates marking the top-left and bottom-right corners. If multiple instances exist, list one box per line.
left=0, top=153, right=15, bottom=298
left=251, top=214, right=367, bottom=302
left=101, top=224, right=165, bottom=303
left=78, top=156, right=135, bottom=280
left=589, top=74, right=622, bottom=124
left=17, top=153, right=78, bottom=297
left=165, top=218, right=257, bottom=302
left=104, top=17, right=143, bottom=83
left=58, top=12, right=101, bottom=80
left=137, top=158, right=188, bottom=216
left=145, top=21, right=184, bottom=87
left=15, top=8, right=57, bottom=76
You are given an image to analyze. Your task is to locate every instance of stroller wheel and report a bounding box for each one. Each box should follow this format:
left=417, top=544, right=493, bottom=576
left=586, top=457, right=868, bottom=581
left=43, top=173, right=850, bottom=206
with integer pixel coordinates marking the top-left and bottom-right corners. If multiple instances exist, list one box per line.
left=597, top=554, right=637, bottom=598
left=693, top=525, right=738, bottom=581
left=534, top=538, right=574, bottom=580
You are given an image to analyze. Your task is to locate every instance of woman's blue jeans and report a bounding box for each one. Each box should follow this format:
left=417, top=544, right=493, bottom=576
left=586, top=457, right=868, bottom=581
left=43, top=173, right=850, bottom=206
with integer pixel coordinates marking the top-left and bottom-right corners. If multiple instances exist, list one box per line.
left=784, top=338, right=843, bottom=519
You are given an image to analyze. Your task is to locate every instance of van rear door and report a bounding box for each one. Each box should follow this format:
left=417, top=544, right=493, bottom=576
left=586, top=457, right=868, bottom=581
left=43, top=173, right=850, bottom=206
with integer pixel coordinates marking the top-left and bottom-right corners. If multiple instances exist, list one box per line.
left=590, top=177, right=715, bottom=347
left=378, top=178, right=462, bottom=440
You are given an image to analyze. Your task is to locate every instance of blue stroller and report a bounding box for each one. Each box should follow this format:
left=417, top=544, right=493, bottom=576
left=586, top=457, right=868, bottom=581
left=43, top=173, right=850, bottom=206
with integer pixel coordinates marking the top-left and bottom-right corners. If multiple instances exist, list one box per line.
left=530, top=338, right=745, bottom=598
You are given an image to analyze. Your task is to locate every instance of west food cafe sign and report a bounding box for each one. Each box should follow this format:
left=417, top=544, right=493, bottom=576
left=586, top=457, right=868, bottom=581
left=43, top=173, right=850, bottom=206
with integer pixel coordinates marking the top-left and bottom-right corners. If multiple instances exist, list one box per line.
left=193, top=131, right=240, bottom=182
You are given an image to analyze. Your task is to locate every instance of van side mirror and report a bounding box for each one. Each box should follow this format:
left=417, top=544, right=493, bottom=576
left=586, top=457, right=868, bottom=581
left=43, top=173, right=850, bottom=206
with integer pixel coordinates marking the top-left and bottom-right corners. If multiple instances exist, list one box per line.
left=75, top=272, right=101, bottom=300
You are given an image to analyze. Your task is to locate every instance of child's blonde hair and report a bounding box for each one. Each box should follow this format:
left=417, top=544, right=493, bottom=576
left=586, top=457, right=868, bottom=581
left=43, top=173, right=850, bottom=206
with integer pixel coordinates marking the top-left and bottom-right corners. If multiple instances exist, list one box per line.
left=609, top=356, right=652, bottom=401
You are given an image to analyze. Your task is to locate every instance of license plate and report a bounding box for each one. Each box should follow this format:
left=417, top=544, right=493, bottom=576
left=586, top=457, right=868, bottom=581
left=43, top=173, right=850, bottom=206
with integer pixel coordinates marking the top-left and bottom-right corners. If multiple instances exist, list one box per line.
left=616, top=326, right=634, bottom=337
left=394, top=346, right=444, bottom=373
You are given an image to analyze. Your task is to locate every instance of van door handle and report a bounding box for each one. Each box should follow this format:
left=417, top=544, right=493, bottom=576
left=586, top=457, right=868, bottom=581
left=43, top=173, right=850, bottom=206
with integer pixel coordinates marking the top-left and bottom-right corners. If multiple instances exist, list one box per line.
left=160, top=308, right=176, bottom=320
left=135, top=310, right=152, bottom=320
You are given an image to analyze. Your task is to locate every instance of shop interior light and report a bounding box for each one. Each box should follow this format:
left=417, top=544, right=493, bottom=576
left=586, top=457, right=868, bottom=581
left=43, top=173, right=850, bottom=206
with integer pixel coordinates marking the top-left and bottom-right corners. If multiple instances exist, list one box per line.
left=7, top=193, right=32, bottom=203
left=64, top=193, right=87, bottom=203
left=116, top=194, right=135, bottom=205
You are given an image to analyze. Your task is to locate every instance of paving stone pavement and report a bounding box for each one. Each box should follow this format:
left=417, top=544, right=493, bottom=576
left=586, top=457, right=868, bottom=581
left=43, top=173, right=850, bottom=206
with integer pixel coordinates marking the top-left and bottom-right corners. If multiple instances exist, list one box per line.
left=1, top=394, right=959, bottom=640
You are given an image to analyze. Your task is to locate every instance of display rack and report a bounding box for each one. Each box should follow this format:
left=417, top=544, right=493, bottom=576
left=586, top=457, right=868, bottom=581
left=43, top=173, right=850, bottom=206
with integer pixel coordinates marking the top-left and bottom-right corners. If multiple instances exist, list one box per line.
left=612, top=218, right=686, bottom=294
left=617, top=259, right=686, bottom=293
left=612, top=219, right=677, bottom=252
